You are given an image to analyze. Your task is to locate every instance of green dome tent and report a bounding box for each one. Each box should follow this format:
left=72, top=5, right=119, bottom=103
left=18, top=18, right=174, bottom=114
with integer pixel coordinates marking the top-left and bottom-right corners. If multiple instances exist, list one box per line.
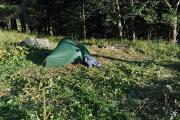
left=45, top=38, right=89, bottom=67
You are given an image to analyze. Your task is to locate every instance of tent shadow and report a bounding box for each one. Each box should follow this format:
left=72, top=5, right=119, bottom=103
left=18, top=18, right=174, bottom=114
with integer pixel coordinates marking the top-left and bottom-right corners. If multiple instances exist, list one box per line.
left=26, top=48, right=52, bottom=65
left=10, top=42, right=52, bottom=66
left=160, top=61, right=180, bottom=72
left=72, top=56, right=83, bottom=64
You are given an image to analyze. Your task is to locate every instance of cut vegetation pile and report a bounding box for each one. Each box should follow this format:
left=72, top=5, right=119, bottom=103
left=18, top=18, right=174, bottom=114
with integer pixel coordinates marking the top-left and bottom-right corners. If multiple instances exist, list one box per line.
left=0, top=30, right=180, bottom=119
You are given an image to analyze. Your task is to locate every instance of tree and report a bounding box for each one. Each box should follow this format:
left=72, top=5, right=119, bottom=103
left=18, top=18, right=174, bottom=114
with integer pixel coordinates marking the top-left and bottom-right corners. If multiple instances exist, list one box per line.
left=129, top=0, right=136, bottom=40
left=115, top=0, right=123, bottom=38
left=162, top=0, right=180, bottom=43
left=134, top=0, right=158, bottom=39
left=0, top=2, right=20, bottom=30
left=82, top=0, right=86, bottom=39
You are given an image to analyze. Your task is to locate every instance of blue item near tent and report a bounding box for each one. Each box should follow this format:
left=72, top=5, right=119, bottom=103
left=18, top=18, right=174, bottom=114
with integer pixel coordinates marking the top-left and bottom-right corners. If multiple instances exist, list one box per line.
left=84, top=54, right=102, bottom=68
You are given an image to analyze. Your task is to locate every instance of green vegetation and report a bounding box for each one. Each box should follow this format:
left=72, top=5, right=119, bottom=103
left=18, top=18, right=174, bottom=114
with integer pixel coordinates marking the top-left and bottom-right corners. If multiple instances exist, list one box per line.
left=0, top=30, right=180, bottom=119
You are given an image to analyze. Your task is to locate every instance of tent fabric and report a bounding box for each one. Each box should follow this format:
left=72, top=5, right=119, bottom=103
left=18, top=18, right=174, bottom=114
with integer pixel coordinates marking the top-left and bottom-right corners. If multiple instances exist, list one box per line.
left=45, top=38, right=89, bottom=67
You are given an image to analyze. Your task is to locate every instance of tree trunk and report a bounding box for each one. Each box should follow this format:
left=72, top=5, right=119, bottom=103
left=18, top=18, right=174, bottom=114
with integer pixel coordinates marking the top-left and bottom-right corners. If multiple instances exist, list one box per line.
left=116, top=0, right=123, bottom=39
left=47, top=9, right=51, bottom=35
left=164, top=0, right=179, bottom=43
left=82, top=0, right=86, bottom=39
left=20, top=15, right=26, bottom=32
left=25, top=24, right=31, bottom=33
left=7, top=18, right=11, bottom=30
left=123, top=20, right=128, bottom=38
left=130, top=0, right=135, bottom=41
left=148, top=27, right=152, bottom=40
left=169, top=21, right=177, bottom=43
left=117, top=20, right=123, bottom=38
left=129, top=18, right=135, bottom=40
left=11, top=19, right=17, bottom=30
left=145, top=24, right=151, bottom=40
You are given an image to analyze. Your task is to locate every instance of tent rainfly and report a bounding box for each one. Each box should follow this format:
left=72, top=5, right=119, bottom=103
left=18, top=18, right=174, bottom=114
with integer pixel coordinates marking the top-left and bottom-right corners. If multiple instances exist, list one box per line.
left=45, top=38, right=89, bottom=67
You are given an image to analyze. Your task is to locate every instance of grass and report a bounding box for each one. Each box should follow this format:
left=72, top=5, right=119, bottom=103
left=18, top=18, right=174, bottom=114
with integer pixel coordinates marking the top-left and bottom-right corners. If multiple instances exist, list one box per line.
left=0, top=30, right=180, bottom=119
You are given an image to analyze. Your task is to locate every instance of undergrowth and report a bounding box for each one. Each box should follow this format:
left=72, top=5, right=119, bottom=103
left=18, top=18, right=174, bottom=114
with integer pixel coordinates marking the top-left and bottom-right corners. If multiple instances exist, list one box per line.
left=0, top=30, right=180, bottom=120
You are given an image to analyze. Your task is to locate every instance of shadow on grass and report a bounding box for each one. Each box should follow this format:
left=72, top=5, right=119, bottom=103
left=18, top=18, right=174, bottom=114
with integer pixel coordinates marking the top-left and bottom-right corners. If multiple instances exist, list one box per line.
left=93, top=53, right=180, bottom=72
left=69, top=72, right=180, bottom=119
left=127, top=76, right=180, bottom=119
left=26, top=48, right=52, bottom=65
left=160, top=61, right=180, bottom=72
left=0, top=95, right=30, bottom=120
left=93, top=54, right=154, bottom=64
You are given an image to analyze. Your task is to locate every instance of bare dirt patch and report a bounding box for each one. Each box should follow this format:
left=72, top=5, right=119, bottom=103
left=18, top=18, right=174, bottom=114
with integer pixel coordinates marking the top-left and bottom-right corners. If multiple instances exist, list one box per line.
left=89, top=45, right=150, bottom=63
